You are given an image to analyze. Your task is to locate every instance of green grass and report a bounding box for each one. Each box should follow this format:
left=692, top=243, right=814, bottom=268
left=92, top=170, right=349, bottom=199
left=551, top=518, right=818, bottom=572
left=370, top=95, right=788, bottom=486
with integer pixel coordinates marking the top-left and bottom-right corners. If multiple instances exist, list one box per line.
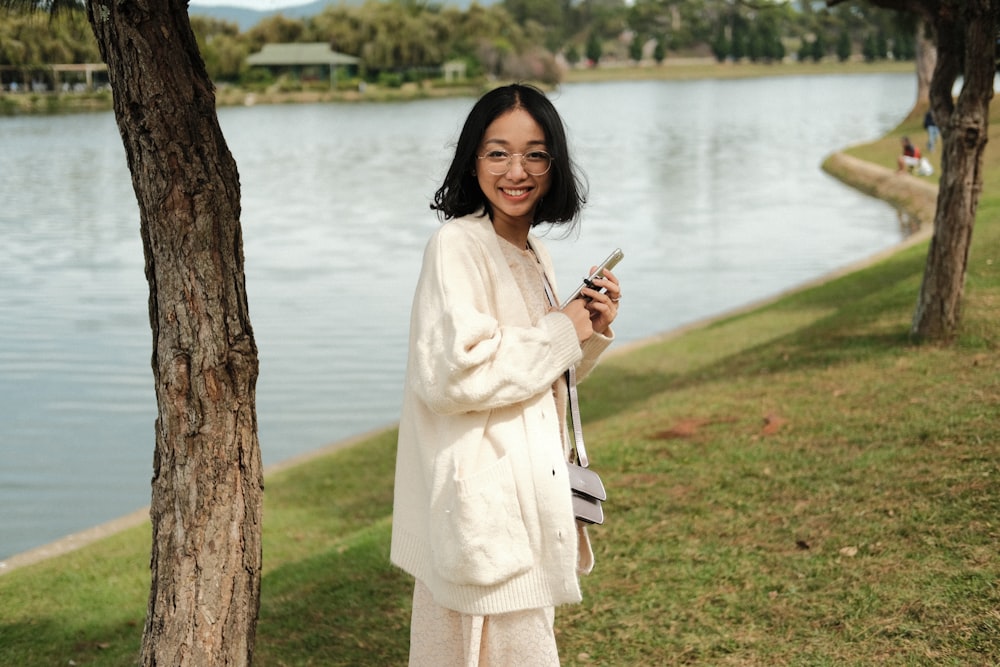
left=2, top=104, right=998, bottom=666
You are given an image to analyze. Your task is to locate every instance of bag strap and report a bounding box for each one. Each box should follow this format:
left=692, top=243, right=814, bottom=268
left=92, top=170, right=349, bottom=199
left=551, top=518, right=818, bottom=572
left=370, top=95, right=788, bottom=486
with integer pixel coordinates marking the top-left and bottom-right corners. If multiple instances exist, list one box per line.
left=540, top=270, right=591, bottom=469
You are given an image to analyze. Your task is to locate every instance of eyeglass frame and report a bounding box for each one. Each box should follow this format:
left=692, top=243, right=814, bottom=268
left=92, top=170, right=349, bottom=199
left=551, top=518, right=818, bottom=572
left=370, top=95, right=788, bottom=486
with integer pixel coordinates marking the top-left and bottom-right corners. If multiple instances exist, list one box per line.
left=477, top=149, right=554, bottom=176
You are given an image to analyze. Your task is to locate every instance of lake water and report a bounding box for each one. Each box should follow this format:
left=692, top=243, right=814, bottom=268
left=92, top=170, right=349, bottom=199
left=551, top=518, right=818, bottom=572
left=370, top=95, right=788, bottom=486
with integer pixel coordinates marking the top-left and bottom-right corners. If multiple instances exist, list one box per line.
left=0, top=73, right=917, bottom=561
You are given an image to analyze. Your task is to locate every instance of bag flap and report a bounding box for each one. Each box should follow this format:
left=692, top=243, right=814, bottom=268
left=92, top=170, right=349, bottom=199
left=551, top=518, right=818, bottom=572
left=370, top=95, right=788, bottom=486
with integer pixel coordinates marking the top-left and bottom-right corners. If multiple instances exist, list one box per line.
left=567, top=462, right=607, bottom=502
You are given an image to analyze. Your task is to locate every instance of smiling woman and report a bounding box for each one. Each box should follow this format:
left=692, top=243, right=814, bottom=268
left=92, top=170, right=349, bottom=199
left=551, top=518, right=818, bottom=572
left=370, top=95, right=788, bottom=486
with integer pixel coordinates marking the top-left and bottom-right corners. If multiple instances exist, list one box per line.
left=392, top=83, right=621, bottom=665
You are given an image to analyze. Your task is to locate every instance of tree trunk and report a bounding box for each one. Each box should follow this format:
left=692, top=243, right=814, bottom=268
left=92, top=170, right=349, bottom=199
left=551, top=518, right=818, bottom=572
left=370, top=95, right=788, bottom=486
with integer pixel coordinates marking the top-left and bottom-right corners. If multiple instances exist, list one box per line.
left=85, top=0, right=263, bottom=664
left=913, top=18, right=935, bottom=108
left=911, top=0, right=997, bottom=341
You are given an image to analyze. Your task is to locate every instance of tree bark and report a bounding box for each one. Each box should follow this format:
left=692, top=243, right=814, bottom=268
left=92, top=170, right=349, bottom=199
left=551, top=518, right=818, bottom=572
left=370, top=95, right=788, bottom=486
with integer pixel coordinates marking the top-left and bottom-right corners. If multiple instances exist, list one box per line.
left=913, top=18, right=935, bottom=108
left=911, top=0, right=997, bottom=340
left=85, top=0, right=263, bottom=664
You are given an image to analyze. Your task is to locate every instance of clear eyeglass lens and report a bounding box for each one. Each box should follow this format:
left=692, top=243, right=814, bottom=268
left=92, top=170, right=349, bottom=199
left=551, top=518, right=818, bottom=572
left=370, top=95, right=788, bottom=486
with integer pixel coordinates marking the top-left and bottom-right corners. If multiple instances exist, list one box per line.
left=480, top=151, right=552, bottom=176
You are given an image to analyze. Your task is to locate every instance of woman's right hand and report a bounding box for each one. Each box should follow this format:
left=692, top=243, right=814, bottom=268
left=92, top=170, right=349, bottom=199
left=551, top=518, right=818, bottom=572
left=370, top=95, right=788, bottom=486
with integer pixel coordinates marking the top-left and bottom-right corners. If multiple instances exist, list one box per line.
left=561, top=298, right=594, bottom=343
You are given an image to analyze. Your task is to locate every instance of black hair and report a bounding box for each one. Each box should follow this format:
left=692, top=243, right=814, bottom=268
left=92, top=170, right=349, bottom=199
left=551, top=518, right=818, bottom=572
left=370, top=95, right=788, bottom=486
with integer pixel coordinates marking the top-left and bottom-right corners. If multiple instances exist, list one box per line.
left=431, top=83, right=587, bottom=228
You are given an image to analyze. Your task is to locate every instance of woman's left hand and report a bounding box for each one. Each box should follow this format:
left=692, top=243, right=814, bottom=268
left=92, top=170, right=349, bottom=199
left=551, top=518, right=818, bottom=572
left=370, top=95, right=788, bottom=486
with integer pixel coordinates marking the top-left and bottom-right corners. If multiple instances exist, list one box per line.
left=582, top=268, right=621, bottom=335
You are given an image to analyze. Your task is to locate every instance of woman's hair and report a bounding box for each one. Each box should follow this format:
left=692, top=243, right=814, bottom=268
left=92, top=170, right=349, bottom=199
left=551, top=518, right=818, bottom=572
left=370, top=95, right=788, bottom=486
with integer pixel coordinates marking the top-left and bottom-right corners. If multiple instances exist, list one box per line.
left=431, top=83, right=587, bottom=228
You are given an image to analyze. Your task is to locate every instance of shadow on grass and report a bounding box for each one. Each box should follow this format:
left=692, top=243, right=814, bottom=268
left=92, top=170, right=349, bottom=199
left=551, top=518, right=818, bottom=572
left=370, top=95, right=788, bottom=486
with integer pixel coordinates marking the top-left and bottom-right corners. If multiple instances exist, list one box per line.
left=577, top=243, right=929, bottom=424
left=255, top=521, right=412, bottom=666
left=265, top=429, right=398, bottom=533
left=0, top=615, right=143, bottom=667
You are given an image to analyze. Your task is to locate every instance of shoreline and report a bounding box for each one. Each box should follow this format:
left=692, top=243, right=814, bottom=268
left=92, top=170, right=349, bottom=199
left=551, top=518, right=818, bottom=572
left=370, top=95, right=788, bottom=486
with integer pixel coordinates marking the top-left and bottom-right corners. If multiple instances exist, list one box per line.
left=0, top=154, right=937, bottom=575
left=0, top=60, right=913, bottom=116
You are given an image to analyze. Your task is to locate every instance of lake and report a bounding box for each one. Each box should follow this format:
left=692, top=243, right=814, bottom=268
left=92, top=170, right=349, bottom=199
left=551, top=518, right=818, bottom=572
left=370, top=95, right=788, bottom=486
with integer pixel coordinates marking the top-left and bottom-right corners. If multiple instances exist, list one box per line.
left=0, top=73, right=918, bottom=561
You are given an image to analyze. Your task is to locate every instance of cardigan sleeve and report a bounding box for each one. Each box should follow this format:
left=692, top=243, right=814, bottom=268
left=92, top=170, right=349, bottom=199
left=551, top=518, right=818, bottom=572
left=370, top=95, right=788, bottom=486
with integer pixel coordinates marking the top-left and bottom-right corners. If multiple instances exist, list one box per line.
left=576, top=328, right=613, bottom=381
left=410, top=223, right=583, bottom=415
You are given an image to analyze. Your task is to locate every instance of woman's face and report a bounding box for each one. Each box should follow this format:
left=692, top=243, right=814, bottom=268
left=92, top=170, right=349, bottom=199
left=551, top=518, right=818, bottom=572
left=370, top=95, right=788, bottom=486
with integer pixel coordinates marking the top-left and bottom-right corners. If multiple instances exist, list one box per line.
left=475, top=108, right=552, bottom=234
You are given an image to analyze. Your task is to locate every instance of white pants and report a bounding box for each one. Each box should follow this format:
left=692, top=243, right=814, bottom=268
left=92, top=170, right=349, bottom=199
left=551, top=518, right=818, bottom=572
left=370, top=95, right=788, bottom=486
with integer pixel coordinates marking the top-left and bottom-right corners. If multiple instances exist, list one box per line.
left=408, top=580, right=561, bottom=667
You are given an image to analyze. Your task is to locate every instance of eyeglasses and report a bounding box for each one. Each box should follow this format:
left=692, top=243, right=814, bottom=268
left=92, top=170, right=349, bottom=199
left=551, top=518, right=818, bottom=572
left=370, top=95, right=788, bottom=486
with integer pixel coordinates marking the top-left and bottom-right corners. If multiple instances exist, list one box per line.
left=478, top=150, right=553, bottom=176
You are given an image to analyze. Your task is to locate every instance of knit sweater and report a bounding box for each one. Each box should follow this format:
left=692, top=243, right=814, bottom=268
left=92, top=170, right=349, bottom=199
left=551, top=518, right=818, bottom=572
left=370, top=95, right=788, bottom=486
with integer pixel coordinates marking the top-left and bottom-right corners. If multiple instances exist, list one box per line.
left=390, top=214, right=612, bottom=616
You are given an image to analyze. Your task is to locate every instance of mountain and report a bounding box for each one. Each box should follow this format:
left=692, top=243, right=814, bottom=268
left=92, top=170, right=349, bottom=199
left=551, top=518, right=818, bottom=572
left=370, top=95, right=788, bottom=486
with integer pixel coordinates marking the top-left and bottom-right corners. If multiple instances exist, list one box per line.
left=188, top=0, right=500, bottom=32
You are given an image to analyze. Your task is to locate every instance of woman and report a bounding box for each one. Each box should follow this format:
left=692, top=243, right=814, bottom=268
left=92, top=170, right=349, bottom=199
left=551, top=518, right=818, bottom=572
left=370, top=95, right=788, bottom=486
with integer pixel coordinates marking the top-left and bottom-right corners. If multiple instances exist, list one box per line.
left=390, top=83, right=621, bottom=665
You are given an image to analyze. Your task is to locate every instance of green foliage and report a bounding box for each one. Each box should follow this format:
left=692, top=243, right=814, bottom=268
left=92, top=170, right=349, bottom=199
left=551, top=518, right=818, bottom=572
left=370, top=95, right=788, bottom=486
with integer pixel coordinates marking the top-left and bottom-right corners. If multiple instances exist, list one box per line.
left=745, top=16, right=784, bottom=63
left=191, top=16, right=249, bottom=82
left=863, top=33, right=879, bottom=62
left=503, top=0, right=567, bottom=52
left=652, top=37, right=665, bottom=64
left=875, top=28, right=889, bottom=59
left=710, top=25, right=729, bottom=62
left=0, top=0, right=921, bottom=91
left=0, top=10, right=98, bottom=65
left=813, top=32, right=829, bottom=62
left=629, top=33, right=643, bottom=62
left=585, top=31, right=602, bottom=66
left=893, top=27, right=915, bottom=60
left=376, top=70, right=403, bottom=88
left=565, top=43, right=581, bottom=66
left=0, top=95, right=18, bottom=114
left=837, top=29, right=852, bottom=62
left=245, top=13, right=308, bottom=49
left=239, top=64, right=274, bottom=89
left=730, top=15, right=748, bottom=60
left=275, top=72, right=304, bottom=92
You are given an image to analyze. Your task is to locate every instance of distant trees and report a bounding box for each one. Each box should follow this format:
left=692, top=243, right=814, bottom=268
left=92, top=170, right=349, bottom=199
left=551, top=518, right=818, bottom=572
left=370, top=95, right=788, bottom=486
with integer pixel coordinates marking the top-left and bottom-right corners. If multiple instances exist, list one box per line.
left=0, top=10, right=99, bottom=64
left=585, top=31, right=603, bottom=66
left=0, top=10, right=100, bottom=89
left=0, top=0, right=924, bottom=92
left=191, top=17, right=251, bottom=83
left=603, top=0, right=912, bottom=66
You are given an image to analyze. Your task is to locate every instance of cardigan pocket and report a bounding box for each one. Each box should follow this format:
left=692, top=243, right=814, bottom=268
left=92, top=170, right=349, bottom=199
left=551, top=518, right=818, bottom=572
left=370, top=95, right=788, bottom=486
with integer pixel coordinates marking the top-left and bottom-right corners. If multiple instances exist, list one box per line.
left=430, top=455, right=534, bottom=587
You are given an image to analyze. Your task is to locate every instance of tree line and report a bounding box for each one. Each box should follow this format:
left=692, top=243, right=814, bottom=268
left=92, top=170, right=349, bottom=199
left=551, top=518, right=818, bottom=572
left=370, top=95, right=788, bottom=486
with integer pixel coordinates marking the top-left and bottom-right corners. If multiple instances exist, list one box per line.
left=1, top=0, right=914, bottom=90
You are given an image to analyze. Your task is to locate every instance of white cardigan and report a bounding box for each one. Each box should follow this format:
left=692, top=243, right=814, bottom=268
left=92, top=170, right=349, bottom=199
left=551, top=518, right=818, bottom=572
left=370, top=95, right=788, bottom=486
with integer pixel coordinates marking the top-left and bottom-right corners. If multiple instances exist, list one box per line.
left=390, top=214, right=612, bottom=616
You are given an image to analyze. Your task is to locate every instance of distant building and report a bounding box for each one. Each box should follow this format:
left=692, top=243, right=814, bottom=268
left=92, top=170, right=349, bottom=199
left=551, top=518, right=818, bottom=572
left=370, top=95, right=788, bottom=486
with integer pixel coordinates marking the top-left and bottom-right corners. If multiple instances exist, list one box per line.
left=246, top=43, right=361, bottom=87
left=1, top=63, right=108, bottom=92
left=442, top=60, right=467, bottom=82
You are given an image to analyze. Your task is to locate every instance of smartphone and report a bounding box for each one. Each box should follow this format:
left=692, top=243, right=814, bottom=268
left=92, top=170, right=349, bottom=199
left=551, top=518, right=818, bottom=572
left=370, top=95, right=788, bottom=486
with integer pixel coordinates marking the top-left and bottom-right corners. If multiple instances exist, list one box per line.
left=563, top=248, right=624, bottom=305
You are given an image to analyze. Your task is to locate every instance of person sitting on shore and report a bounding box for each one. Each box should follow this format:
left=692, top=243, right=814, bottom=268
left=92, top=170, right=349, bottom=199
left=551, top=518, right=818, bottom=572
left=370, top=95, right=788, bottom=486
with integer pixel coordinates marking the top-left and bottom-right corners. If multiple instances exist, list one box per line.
left=897, top=136, right=921, bottom=173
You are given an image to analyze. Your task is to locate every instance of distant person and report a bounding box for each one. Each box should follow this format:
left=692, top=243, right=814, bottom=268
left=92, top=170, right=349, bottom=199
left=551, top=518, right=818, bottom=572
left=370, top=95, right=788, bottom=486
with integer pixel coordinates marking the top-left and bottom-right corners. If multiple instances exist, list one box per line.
left=923, top=110, right=940, bottom=152
left=391, top=83, right=621, bottom=665
left=897, top=136, right=921, bottom=173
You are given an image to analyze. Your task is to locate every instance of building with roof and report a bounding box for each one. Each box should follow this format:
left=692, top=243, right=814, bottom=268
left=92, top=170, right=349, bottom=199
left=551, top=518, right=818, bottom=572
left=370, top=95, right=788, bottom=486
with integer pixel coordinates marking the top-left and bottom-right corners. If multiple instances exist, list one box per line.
left=246, top=43, right=361, bottom=87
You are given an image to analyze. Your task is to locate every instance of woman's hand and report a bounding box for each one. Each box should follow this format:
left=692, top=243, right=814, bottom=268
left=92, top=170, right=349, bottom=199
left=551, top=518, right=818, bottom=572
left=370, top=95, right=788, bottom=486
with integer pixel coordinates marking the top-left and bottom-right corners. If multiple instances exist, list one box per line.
left=581, top=268, right=620, bottom=335
left=562, top=298, right=594, bottom=343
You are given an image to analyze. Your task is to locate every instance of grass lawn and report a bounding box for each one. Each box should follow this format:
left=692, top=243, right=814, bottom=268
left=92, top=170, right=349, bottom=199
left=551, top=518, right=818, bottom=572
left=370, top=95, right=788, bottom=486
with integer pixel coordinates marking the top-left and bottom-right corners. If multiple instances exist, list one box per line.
left=1, top=99, right=997, bottom=666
